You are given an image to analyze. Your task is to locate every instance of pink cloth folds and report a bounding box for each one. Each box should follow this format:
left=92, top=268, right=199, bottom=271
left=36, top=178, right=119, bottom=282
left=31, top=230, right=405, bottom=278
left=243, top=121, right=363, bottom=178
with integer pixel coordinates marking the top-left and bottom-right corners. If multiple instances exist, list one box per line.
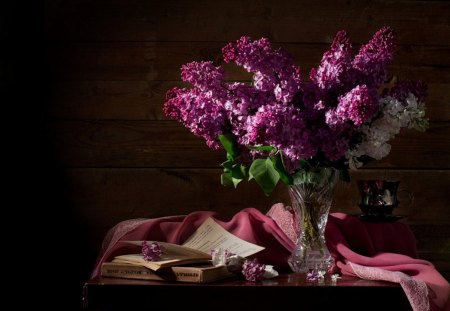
left=91, top=208, right=295, bottom=278
left=92, top=205, right=449, bottom=311
left=325, top=212, right=449, bottom=311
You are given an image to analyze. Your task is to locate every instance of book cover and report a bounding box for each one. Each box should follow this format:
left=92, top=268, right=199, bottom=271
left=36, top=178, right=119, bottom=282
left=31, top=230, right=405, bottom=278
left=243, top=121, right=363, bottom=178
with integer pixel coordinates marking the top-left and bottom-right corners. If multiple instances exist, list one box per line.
left=101, top=262, right=173, bottom=281
left=101, top=262, right=234, bottom=283
left=172, top=264, right=234, bottom=283
left=113, top=250, right=211, bottom=271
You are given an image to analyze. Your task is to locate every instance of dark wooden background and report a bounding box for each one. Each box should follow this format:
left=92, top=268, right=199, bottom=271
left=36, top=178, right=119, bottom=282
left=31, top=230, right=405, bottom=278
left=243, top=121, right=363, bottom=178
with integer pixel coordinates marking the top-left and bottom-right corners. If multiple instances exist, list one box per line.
left=36, top=0, right=450, bottom=308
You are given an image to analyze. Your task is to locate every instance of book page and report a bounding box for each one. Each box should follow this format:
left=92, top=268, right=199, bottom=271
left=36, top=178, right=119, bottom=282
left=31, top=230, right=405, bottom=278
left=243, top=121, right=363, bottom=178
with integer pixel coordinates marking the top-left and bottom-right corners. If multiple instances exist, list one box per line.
left=122, top=241, right=210, bottom=258
left=182, top=217, right=265, bottom=257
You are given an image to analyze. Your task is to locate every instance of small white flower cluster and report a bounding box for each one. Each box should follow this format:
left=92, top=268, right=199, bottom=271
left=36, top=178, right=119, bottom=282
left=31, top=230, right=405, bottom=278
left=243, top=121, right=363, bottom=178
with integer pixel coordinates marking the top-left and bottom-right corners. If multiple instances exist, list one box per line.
left=211, top=248, right=279, bottom=282
left=346, top=93, right=428, bottom=169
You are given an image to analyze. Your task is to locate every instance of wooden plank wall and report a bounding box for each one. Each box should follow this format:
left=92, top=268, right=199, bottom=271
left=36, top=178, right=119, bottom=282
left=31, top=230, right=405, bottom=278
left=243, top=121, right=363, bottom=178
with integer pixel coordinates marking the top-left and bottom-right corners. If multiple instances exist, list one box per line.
left=45, top=0, right=450, bottom=285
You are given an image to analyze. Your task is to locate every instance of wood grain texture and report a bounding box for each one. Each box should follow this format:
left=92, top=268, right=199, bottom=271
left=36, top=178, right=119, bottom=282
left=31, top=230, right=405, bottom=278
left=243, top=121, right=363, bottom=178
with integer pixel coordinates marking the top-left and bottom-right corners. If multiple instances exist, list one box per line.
left=49, top=81, right=450, bottom=121
left=411, top=224, right=450, bottom=280
left=47, top=42, right=450, bottom=82
left=65, top=168, right=450, bottom=225
left=46, top=0, right=450, bottom=45
left=49, top=121, right=450, bottom=169
left=44, top=0, right=450, bottom=284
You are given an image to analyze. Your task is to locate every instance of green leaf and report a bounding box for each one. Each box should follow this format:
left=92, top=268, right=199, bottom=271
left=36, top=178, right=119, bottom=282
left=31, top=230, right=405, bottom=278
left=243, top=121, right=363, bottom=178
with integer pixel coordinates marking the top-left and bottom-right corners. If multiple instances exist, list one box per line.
left=221, top=160, right=234, bottom=170
left=249, top=158, right=280, bottom=196
left=230, top=164, right=247, bottom=188
left=271, top=154, right=293, bottom=185
left=231, top=164, right=246, bottom=180
left=232, top=177, right=243, bottom=188
left=292, top=167, right=336, bottom=185
left=220, top=171, right=233, bottom=187
left=250, top=145, right=277, bottom=153
left=219, top=134, right=240, bottom=160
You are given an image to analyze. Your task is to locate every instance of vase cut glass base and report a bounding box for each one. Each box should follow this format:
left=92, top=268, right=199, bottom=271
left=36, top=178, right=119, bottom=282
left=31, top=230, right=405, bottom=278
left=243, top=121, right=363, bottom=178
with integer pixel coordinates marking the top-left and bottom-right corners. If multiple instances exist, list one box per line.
left=288, top=240, right=334, bottom=273
left=287, top=168, right=339, bottom=274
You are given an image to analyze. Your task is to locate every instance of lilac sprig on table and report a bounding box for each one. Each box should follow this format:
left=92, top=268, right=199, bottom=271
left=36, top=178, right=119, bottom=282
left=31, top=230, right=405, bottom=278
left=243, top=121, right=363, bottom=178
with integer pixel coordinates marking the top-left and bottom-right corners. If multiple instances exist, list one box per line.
left=242, top=258, right=267, bottom=282
left=331, top=274, right=342, bottom=283
left=142, top=241, right=163, bottom=261
left=306, top=269, right=326, bottom=282
left=210, top=249, right=279, bottom=282
left=306, top=270, right=342, bottom=284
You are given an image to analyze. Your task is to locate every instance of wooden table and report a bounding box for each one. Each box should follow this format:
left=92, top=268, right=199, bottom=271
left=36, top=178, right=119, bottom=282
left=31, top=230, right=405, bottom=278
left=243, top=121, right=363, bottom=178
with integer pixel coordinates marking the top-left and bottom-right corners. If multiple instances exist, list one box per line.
left=83, top=274, right=412, bottom=310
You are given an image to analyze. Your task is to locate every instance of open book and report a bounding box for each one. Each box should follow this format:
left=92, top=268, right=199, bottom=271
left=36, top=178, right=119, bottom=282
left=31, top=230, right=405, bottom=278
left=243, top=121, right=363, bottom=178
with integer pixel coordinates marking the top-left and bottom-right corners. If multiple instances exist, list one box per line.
left=112, top=217, right=265, bottom=271
left=113, top=242, right=211, bottom=271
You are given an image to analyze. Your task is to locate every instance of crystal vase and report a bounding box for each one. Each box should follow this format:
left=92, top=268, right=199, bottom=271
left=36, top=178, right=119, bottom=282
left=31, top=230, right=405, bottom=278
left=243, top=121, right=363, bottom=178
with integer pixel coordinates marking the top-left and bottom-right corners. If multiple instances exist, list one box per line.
left=287, top=168, right=339, bottom=273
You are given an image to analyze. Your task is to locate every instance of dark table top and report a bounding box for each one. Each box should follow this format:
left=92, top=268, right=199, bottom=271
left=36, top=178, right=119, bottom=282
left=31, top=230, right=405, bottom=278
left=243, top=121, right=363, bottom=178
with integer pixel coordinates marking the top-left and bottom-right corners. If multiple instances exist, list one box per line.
left=86, top=273, right=401, bottom=287
left=84, top=274, right=412, bottom=311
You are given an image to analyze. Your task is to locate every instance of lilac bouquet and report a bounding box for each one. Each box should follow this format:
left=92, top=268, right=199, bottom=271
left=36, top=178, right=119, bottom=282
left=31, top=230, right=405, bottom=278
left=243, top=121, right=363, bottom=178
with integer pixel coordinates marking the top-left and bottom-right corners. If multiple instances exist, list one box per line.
left=163, top=27, right=428, bottom=195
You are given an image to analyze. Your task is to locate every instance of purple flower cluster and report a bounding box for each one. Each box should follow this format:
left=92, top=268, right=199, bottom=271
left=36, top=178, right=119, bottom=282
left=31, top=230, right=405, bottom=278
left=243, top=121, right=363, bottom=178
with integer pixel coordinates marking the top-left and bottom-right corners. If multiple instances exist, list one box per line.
left=223, top=36, right=302, bottom=104
left=385, top=80, right=427, bottom=102
left=142, top=241, right=163, bottom=261
left=242, top=258, right=266, bottom=282
left=306, top=269, right=326, bottom=282
left=164, top=87, right=227, bottom=149
left=310, top=30, right=353, bottom=92
left=306, top=270, right=320, bottom=281
left=326, top=85, right=378, bottom=127
left=181, top=61, right=225, bottom=93
left=352, top=26, right=396, bottom=87
left=163, top=27, right=426, bottom=173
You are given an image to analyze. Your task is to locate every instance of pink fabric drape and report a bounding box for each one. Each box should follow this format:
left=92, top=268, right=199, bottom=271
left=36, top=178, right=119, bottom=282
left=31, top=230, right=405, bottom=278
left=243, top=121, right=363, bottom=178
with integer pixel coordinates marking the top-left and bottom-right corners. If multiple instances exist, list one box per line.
left=325, top=212, right=449, bottom=311
left=92, top=208, right=294, bottom=278
left=92, top=205, right=449, bottom=311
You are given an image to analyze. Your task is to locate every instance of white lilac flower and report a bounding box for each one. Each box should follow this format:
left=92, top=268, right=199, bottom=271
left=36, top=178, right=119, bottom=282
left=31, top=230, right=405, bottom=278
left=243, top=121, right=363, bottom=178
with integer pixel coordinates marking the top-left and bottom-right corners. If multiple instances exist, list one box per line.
left=346, top=93, right=428, bottom=167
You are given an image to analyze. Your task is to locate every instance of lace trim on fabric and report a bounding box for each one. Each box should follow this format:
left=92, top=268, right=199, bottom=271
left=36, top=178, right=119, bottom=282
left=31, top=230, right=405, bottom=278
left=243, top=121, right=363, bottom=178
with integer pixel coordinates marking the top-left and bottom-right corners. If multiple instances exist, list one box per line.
left=349, top=262, right=430, bottom=311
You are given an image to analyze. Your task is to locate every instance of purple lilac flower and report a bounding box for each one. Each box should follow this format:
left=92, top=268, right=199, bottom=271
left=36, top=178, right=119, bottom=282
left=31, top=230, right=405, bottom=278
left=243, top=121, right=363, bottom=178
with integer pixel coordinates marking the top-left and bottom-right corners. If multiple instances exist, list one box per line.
left=242, top=258, right=266, bottom=282
left=163, top=87, right=227, bottom=149
left=306, top=270, right=320, bottom=281
left=301, top=82, right=329, bottom=123
left=385, top=80, right=427, bottom=102
left=223, top=36, right=302, bottom=104
left=223, top=82, right=271, bottom=143
left=310, top=30, right=353, bottom=91
left=275, top=65, right=303, bottom=104
left=181, top=61, right=225, bottom=92
left=316, top=127, right=352, bottom=161
left=352, top=26, right=396, bottom=87
left=142, top=241, right=163, bottom=261
left=245, top=104, right=317, bottom=162
left=326, top=85, right=379, bottom=127
left=222, top=36, right=273, bottom=71
left=163, top=87, right=185, bottom=120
